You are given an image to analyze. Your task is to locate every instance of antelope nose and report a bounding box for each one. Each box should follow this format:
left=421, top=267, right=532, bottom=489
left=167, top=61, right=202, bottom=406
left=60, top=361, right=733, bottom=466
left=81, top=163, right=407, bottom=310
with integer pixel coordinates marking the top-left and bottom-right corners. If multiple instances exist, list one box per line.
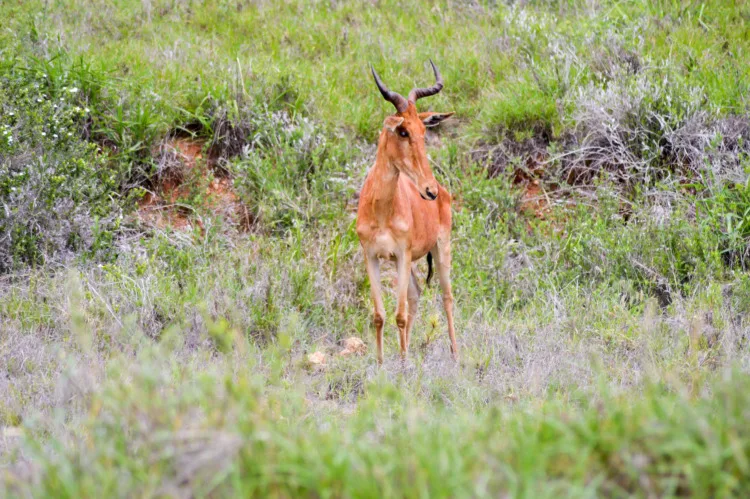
left=425, top=187, right=438, bottom=200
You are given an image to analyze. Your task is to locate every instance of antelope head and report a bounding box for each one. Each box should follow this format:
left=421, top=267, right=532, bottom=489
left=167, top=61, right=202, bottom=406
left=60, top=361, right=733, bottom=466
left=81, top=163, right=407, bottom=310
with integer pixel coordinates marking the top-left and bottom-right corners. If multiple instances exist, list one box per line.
left=371, top=60, right=454, bottom=200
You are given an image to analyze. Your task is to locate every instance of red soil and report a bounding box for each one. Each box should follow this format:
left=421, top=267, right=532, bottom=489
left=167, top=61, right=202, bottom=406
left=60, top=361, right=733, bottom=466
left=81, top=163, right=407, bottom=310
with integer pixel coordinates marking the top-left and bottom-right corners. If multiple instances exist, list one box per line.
left=137, top=138, right=253, bottom=231
left=513, top=148, right=553, bottom=220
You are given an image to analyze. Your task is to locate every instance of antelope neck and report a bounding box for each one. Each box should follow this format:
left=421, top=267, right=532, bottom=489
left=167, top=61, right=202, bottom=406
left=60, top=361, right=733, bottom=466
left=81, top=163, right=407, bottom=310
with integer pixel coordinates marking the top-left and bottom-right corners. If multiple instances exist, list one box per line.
left=369, top=133, right=403, bottom=221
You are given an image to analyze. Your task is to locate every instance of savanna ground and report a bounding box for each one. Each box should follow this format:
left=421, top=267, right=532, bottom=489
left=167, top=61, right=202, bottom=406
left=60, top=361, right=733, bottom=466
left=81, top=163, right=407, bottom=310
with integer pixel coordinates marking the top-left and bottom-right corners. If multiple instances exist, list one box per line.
left=2, top=0, right=750, bottom=496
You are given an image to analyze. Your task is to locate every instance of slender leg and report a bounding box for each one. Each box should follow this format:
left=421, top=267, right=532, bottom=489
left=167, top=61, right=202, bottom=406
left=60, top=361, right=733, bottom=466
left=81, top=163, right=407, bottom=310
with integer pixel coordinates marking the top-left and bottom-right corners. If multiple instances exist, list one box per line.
left=364, top=253, right=385, bottom=365
left=405, top=266, right=422, bottom=352
left=432, top=242, right=459, bottom=361
left=395, top=251, right=412, bottom=359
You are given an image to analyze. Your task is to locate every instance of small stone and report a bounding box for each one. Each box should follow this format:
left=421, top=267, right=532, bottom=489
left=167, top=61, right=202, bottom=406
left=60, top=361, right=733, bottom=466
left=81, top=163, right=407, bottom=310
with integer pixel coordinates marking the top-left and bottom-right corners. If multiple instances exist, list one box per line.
left=339, top=337, right=367, bottom=356
left=308, top=351, right=326, bottom=366
left=2, top=427, right=23, bottom=438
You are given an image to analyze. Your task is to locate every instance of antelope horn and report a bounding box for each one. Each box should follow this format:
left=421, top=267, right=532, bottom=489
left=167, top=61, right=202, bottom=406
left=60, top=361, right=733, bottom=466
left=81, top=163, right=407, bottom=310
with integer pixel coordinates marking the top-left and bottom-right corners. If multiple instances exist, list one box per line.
left=371, top=64, right=408, bottom=113
left=408, top=59, right=443, bottom=103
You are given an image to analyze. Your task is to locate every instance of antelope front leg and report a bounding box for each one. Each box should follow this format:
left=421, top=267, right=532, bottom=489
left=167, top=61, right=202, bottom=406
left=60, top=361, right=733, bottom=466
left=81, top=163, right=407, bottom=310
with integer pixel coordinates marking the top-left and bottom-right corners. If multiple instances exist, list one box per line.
left=395, top=251, right=411, bottom=359
left=364, top=253, right=385, bottom=365
left=404, top=267, right=422, bottom=353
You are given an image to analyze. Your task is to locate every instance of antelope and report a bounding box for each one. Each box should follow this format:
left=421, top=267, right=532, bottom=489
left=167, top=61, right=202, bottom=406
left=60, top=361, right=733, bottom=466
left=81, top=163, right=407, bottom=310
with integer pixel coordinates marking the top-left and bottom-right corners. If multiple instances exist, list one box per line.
left=356, top=60, right=458, bottom=364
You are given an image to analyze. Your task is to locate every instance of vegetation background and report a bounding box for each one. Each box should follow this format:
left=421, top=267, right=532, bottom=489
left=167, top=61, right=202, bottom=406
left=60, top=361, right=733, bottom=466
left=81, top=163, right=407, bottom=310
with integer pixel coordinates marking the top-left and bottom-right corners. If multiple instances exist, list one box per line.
left=2, top=0, right=750, bottom=496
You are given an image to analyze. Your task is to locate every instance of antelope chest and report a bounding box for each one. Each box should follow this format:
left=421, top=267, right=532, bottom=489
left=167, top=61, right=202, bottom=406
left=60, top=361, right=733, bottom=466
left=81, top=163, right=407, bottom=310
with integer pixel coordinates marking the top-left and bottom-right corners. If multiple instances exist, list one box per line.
left=357, top=217, right=409, bottom=261
left=372, top=230, right=400, bottom=260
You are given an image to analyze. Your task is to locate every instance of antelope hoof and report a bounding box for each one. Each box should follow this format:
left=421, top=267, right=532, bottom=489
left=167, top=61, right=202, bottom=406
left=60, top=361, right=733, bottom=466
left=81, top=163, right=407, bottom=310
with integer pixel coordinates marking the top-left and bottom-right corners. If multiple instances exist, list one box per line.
left=399, top=349, right=408, bottom=364
left=450, top=347, right=459, bottom=362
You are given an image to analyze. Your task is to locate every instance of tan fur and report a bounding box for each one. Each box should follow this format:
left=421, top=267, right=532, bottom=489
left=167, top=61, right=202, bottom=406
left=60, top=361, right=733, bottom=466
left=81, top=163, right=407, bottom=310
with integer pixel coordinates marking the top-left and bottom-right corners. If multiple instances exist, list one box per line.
left=356, top=103, right=458, bottom=364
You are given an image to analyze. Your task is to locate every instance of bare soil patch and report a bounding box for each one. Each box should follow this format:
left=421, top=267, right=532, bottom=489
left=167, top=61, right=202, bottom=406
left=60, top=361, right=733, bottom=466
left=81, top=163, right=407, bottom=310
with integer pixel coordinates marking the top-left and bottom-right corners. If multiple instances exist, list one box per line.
left=474, top=135, right=561, bottom=223
left=137, top=138, right=254, bottom=231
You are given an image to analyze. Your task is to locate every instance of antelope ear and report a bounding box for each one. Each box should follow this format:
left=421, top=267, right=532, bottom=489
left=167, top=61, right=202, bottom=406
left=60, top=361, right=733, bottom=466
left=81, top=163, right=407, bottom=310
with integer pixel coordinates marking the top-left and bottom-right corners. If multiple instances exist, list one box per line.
left=419, top=111, right=454, bottom=127
left=383, top=115, right=404, bottom=132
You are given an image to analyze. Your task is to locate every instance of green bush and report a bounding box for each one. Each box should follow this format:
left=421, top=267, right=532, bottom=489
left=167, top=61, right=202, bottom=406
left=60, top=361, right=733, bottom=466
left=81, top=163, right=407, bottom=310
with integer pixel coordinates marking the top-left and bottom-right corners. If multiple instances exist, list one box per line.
left=0, top=56, right=122, bottom=271
left=702, top=174, right=750, bottom=269
left=228, top=108, right=363, bottom=230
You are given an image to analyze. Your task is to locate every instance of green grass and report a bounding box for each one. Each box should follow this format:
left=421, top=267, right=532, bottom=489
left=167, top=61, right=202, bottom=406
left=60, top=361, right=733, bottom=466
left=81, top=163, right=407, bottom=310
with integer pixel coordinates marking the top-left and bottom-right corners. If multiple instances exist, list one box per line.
left=5, top=0, right=750, bottom=140
left=2, top=0, right=750, bottom=496
left=10, top=338, right=750, bottom=497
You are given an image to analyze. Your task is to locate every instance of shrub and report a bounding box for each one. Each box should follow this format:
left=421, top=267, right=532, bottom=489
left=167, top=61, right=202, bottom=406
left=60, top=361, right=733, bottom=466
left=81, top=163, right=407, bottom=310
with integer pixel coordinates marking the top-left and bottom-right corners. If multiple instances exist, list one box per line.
left=0, top=57, right=122, bottom=271
left=701, top=173, right=750, bottom=269
left=563, top=71, right=704, bottom=186
left=228, top=108, right=366, bottom=230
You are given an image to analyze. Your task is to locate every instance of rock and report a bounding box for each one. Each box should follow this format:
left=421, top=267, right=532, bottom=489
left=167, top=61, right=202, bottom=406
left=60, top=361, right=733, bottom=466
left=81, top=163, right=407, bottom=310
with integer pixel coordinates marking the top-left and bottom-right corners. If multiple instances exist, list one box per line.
left=339, top=337, right=367, bottom=357
left=2, top=427, right=23, bottom=438
left=307, top=351, right=326, bottom=366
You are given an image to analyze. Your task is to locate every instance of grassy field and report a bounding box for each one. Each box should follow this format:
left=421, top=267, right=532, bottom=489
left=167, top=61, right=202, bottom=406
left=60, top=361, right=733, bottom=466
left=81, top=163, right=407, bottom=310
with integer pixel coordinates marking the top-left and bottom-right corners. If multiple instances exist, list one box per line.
left=2, top=0, right=750, bottom=496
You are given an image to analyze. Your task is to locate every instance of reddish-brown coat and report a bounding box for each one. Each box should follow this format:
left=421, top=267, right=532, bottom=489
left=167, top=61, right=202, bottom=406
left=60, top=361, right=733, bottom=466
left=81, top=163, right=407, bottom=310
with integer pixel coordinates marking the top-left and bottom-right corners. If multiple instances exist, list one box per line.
left=357, top=101, right=458, bottom=364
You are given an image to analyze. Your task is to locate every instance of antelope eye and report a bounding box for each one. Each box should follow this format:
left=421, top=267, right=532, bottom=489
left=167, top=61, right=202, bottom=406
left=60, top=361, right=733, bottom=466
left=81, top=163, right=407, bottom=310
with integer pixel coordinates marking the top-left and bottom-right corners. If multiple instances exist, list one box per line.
left=398, top=129, right=409, bottom=138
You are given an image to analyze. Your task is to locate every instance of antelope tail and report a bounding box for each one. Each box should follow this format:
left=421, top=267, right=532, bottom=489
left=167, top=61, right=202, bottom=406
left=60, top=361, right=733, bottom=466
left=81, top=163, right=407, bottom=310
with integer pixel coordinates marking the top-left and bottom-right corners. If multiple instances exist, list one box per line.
left=426, top=252, right=434, bottom=287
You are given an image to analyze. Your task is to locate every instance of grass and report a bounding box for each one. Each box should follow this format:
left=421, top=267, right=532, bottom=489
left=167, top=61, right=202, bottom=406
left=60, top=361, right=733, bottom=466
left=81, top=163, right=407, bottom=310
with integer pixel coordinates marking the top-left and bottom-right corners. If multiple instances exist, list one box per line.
left=2, top=0, right=750, bottom=496
left=5, top=0, right=750, bottom=140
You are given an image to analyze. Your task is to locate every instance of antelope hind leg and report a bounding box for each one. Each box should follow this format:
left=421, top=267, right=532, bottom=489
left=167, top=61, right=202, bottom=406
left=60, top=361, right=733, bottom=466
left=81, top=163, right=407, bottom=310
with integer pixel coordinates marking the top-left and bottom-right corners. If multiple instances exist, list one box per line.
left=405, top=266, right=422, bottom=352
left=431, top=243, right=458, bottom=360
left=395, top=252, right=412, bottom=359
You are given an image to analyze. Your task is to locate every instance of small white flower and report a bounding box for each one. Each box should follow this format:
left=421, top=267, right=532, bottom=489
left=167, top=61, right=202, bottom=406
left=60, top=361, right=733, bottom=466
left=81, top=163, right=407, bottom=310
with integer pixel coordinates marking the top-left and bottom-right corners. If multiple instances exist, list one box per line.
left=41, top=132, right=46, bottom=136
left=85, top=108, right=90, bottom=113
left=69, top=87, right=79, bottom=93
left=53, top=134, right=58, bottom=139
left=8, top=111, right=14, bottom=116
left=37, top=97, right=43, bottom=103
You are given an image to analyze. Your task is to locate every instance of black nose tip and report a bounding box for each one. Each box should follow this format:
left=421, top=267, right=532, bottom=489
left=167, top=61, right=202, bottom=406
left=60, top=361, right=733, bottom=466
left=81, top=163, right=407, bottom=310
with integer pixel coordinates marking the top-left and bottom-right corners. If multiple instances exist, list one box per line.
left=425, top=187, right=437, bottom=200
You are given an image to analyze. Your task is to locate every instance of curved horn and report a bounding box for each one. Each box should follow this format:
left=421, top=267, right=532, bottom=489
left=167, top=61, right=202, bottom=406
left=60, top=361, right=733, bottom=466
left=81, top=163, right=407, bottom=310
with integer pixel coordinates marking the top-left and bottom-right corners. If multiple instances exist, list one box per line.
left=371, top=64, right=408, bottom=113
left=408, top=59, right=443, bottom=103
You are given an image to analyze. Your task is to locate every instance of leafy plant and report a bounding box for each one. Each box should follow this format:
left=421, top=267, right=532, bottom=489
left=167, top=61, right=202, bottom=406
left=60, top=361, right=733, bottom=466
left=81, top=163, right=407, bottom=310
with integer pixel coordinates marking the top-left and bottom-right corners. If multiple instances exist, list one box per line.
left=702, top=173, right=750, bottom=268
left=0, top=56, right=123, bottom=270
